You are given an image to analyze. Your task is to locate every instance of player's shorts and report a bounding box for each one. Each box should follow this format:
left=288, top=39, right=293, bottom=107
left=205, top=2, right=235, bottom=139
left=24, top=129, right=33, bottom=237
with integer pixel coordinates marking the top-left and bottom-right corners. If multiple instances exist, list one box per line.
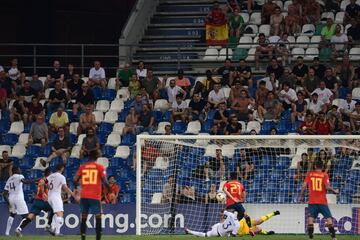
left=226, top=203, right=245, bottom=218
left=9, top=197, right=29, bottom=215
left=308, top=204, right=332, bottom=219
left=48, top=196, right=64, bottom=213
left=30, top=199, right=53, bottom=215
left=80, top=198, right=101, bottom=214
left=238, top=219, right=256, bottom=235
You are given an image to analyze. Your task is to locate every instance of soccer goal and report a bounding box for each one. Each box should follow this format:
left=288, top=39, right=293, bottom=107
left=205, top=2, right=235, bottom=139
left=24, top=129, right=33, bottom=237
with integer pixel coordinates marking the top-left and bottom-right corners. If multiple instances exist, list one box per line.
left=136, top=135, right=360, bottom=235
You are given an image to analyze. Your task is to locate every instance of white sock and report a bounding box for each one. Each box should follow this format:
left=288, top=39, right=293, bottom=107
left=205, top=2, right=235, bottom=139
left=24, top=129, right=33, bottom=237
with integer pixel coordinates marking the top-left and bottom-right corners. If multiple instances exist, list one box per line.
left=55, top=216, right=64, bottom=235
left=6, top=216, right=14, bottom=235
left=187, top=229, right=206, bottom=237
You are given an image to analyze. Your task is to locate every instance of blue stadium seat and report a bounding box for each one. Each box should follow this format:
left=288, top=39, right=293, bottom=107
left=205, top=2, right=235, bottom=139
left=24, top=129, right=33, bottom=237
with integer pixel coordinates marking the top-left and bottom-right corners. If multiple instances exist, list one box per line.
left=121, top=193, right=135, bottom=203
left=69, top=134, right=77, bottom=145
left=26, top=145, right=42, bottom=158
left=98, top=122, right=113, bottom=135
left=67, top=158, right=80, bottom=168
left=103, top=146, right=116, bottom=158
left=97, top=132, right=107, bottom=145
left=163, top=111, right=171, bottom=122
left=2, top=133, right=18, bottom=146
left=121, top=133, right=136, bottom=146
left=28, top=170, right=43, bottom=179
left=339, top=87, right=350, bottom=99
left=172, top=121, right=186, bottom=134
left=0, top=120, right=9, bottom=134
left=66, top=111, right=74, bottom=122
left=202, top=119, right=213, bottom=133
left=277, top=120, right=291, bottom=134
left=207, top=109, right=216, bottom=120
left=23, top=123, right=32, bottom=133
left=43, top=144, right=53, bottom=156
left=19, top=156, right=34, bottom=169
left=260, top=121, right=276, bottom=134
left=102, top=89, right=116, bottom=101
left=152, top=111, right=163, bottom=123
left=280, top=109, right=291, bottom=121
left=92, top=87, right=102, bottom=101
left=118, top=109, right=129, bottom=122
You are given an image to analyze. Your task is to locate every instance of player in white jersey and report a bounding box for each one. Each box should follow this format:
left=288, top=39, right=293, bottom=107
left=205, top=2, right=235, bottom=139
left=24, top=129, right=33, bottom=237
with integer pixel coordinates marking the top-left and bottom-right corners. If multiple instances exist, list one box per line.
left=2, top=166, right=32, bottom=236
left=47, top=163, right=75, bottom=236
left=185, top=210, right=240, bottom=237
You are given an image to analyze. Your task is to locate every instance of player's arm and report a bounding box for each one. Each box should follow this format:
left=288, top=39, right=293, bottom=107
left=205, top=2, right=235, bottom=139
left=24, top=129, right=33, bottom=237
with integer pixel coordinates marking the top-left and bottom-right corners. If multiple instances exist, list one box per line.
left=62, top=184, right=76, bottom=198
left=223, top=185, right=239, bottom=203
left=298, top=182, right=307, bottom=203
left=101, top=176, right=112, bottom=193
left=325, top=183, right=339, bottom=194
left=21, top=178, right=37, bottom=184
left=2, top=190, right=9, bottom=205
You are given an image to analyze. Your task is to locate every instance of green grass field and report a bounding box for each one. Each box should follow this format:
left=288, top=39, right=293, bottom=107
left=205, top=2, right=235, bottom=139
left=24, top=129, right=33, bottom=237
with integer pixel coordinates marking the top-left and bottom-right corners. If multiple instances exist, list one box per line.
left=0, top=235, right=358, bottom=240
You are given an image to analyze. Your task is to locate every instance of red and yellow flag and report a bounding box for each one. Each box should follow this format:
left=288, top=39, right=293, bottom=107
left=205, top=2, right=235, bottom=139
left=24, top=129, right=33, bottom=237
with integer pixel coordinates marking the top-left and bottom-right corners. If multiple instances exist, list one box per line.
left=206, top=23, right=228, bottom=46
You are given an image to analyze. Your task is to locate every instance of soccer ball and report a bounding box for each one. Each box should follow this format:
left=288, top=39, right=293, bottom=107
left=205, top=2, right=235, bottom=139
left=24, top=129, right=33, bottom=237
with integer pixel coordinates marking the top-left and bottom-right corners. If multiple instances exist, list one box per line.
left=216, top=192, right=226, bottom=202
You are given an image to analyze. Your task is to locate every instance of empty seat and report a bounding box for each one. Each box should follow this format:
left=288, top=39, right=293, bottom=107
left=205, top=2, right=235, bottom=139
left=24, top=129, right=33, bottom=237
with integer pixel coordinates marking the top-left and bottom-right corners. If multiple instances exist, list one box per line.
left=96, top=157, right=109, bottom=168
left=349, top=48, right=360, bottom=60
left=93, top=111, right=104, bottom=123
left=185, top=121, right=202, bottom=134
left=246, top=48, right=256, bottom=61
left=223, top=87, right=231, bottom=99
left=106, top=133, right=121, bottom=147
left=32, top=157, right=48, bottom=170
left=70, top=145, right=81, bottom=158
left=345, top=23, right=352, bottom=34
left=76, top=134, right=86, bottom=145
left=296, top=36, right=310, bottom=49
left=113, top=122, right=125, bottom=135
left=340, top=0, right=350, bottom=11
left=321, top=12, right=335, bottom=21
left=291, top=47, right=305, bottom=59
left=154, top=99, right=170, bottom=112
left=95, top=100, right=110, bottom=112
left=243, top=24, right=258, bottom=37
left=352, top=87, right=360, bottom=100
left=268, top=35, right=280, bottom=44
left=283, top=0, right=292, bottom=11
left=332, top=98, right=344, bottom=107
left=110, top=99, right=124, bottom=113
left=246, top=121, right=261, bottom=133
left=274, top=0, right=283, bottom=9
left=153, top=157, right=169, bottom=170
left=114, top=145, right=130, bottom=159
left=156, top=122, right=171, bottom=134
left=104, top=111, right=118, bottom=123
left=259, top=24, right=271, bottom=36
left=240, top=12, right=249, bottom=23
left=301, top=24, right=315, bottom=36
left=116, top=88, right=130, bottom=101
left=249, top=12, right=261, bottom=25
left=218, top=48, right=233, bottom=60
left=310, top=35, right=321, bottom=48
left=304, top=48, right=319, bottom=60
left=335, top=12, right=345, bottom=24
left=45, top=88, right=54, bottom=99
left=69, top=122, right=79, bottom=135
left=107, top=77, right=117, bottom=89
left=203, top=48, right=219, bottom=60
left=8, top=121, right=24, bottom=135
left=18, top=133, right=29, bottom=145
left=238, top=36, right=253, bottom=49
left=11, top=144, right=26, bottom=159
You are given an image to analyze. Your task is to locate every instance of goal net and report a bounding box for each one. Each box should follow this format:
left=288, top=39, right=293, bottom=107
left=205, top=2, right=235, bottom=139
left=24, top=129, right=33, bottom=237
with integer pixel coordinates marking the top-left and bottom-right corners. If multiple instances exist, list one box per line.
left=136, top=135, right=360, bottom=235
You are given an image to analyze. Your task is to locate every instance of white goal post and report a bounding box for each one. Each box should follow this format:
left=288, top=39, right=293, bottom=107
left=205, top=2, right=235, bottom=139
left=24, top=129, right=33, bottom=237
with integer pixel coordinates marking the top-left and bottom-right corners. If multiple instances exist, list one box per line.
left=136, top=135, right=360, bottom=235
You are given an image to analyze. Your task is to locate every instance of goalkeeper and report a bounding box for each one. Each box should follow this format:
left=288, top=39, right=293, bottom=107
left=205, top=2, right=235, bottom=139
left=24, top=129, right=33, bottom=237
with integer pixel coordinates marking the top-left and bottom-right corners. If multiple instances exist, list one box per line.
left=238, top=210, right=280, bottom=236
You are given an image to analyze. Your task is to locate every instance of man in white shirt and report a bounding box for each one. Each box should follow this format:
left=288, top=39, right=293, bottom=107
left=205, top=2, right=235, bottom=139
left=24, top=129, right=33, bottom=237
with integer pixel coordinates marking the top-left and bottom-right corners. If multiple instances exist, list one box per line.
left=166, top=79, right=186, bottom=104
left=308, top=93, right=324, bottom=115
left=312, top=80, right=333, bottom=111
left=279, top=81, right=297, bottom=110
left=331, top=24, right=348, bottom=62
left=47, top=163, right=75, bottom=236
left=340, top=93, right=356, bottom=121
left=258, top=74, right=279, bottom=92
left=208, top=83, right=227, bottom=108
left=3, top=166, right=30, bottom=236
left=171, top=94, right=189, bottom=123
left=89, top=61, right=106, bottom=90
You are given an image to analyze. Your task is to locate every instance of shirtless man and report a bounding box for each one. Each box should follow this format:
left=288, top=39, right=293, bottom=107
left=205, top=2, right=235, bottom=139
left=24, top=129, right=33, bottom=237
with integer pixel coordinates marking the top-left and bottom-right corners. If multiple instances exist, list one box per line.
left=255, top=33, right=273, bottom=70
left=77, top=105, right=96, bottom=135
left=270, top=7, right=284, bottom=36
left=285, top=0, right=302, bottom=35
left=261, top=0, right=278, bottom=24
left=303, top=0, right=320, bottom=24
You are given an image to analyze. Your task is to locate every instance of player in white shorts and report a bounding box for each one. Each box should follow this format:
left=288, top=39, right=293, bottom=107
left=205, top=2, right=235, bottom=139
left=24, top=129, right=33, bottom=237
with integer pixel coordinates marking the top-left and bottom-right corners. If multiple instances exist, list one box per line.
left=185, top=210, right=240, bottom=237
left=2, top=166, right=32, bottom=236
left=47, top=163, right=75, bottom=236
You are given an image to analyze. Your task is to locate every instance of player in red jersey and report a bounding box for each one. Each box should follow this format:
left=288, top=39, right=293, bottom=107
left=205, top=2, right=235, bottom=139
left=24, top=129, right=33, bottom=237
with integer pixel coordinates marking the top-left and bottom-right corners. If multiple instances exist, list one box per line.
left=299, top=160, right=339, bottom=240
left=74, top=150, right=111, bottom=240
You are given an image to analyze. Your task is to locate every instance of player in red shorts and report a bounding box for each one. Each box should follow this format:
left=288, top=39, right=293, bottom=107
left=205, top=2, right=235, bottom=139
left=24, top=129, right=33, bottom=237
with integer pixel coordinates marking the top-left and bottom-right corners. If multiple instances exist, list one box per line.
left=299, top=160, right=339, bottom=240
left=74, top=150, right=111, bottom=240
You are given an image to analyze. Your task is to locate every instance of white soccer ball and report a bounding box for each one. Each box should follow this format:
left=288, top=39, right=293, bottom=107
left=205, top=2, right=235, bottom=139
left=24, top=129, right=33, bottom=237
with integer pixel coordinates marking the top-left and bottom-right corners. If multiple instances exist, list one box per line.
left=216, top=192, right=226, bottom=202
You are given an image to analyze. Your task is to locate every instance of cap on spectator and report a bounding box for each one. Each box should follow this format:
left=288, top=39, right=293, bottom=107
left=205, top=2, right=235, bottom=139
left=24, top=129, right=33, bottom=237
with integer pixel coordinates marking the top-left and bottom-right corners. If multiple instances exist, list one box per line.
left=331, top=105, right=338, bottom=110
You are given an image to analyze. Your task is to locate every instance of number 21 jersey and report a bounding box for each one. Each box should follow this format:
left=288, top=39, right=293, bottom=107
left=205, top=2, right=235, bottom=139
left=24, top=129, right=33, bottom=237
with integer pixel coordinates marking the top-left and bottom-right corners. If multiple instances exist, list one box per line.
left=4, top=174, right=25, bottom=199
left=76, top=162, right=106, bottom=200
left=305, top=170, right=329, bottom=204
left=223, top=180, right=245, bottom=206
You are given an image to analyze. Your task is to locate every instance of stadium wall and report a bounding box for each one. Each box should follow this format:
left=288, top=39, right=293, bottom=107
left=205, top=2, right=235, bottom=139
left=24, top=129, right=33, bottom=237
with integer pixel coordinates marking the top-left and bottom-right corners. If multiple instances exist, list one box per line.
left=0, top=203, right=359, bottom=235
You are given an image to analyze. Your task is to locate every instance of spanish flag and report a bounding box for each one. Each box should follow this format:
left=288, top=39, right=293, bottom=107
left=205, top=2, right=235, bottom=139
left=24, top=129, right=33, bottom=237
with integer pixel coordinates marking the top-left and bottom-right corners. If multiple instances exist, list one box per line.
left=206, top=23, right=229, bottom=46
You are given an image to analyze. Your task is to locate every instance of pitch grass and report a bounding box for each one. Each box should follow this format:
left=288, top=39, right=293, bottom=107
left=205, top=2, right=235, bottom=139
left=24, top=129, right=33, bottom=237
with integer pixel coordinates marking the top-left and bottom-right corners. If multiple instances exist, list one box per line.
left=0, top=235, right=358, bottom=240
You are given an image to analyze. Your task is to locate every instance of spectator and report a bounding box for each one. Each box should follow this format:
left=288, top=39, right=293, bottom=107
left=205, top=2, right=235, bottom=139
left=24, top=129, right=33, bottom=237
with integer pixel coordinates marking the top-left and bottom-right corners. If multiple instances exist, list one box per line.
left=123, top=106, right=139, bottom=135
left=171, top=94, right=189, bottom=123
left=292, top=56, right=308, bottom=83
left=233, top=59, right=253, bottom=89
left=103, top=176, right=120, bottom=204
left=303, top=67, right=320, bottom=97
left=279, top=68, right=296, bottom=89
left=141, top=141, right=160, bottom=174
left=331, top=24, right=349, bottom=62
left=350, top=102, right=360, bottom=131
left=321, top=18, right=336, bottom=41
left=344, top=0, right=360, bottom=24
left=285, top=0, right=302, bottom=34
left=67, top=74, right=84, bottom=101
left=10, top=95, right=28, bottom=124
left=229, top=8, right=244, bottom=38
left=347, top=18, right=360, bottom=43
left=0, top=151, right=13, bottom=180
left=205, top=183, right=220, bottom=204
left=77, top=105, right=96, bottom=135
left=165, top=79, right=186, bottom=104
left=47, top=81, right=67, bottom=113
left=45, top=127, right=71, bottom=164
left=312, top=80, right=333, bottom=109
left=0, top=83, right=6, bottom=111
left=206, top=149, right=225, bottom=180
left=136, top=61, right=147, bottom=80
left=311, top=57, right=326, bottom=80
left=175, top=69, right=191, bottom=94
left=270, top=7, right=283, bottom=36
left=188, top=93, right=207, bottom=122
left=141, top=69, right=161, bottom=100
left=128, top=73, right=141, bottom=99
left=247, top=0, right=264, bottom=13
left=213, top=102, right=229, bottom=133
left=28, top=114, right=48, bottom=147
left=257, top=91, right=282, bottom=120
left=139, top=103, right=155, bottom=134
left=322, top=68, right=339, bottom=96
left=29, top=74, right=44, bottom=98
left=231, top=89, right=254, bottom=121
left=315, top=111, right=333, bottom=134
left=0, top=69, right=13, bottom=98
left=291, top=91, right=307, bottom=123
left=260, top=71, right=280, bottom=92
left=308, top=92, right=324, bottom=115
left=261, top=0, right=278, bottom=24
left=130, top=94, right=145, bottom=114
left=255, top=33, right=273, bottom=69
left=179, top=184, right=196, bottom=203
left=72, top=83, right=94, bottom=116
left=161, top=176, right=174, bottom=203
left=17, top=80, right=35, bottom=103
left=89, top=60, right=106, bottom=90
left=299, top=113, right=316, bottom=135
left=164, top=124, right=172, bottom=135
left=336, top=55, right=355, bottom=88
left=49, top=107, right=69, bottom=133
left=216, top=58, right=235, bottom=87
left=266, top=57, right=284, bottom=80
left=64, top=63, right=75, bottom=82
left=314, top=149, right=332, bottom=174
left=211, top=124, right=222, bottom=135
left=8, top=58, right=21, bottom=82
left=340, top=93, right=356, bottom=121
left=208, top=83, right=226, bottom=107
left=303, top=0, right=321, bottom=24
left=205, top=1, right=227, bottom=25
left=46, top=60, right=64, bottom=88
left=294, top=153, right=311, bottom=183
left=229, top=80, right=242, bottom=103
left=225, top=114, right=242, bottom=135
left=275, top=33, right=290, bottom=66
left=327, top=105, right=345, bottom=133
left=28, top=97, right=44, bottom=122
left=279, top=81, right=297, bottom=110
left=116, top=63, right=134, bottom=89
left=236, top=149, right=254, bottom=180
left=80, top=128, right=101, bottom=159
left=193, top=69, right=218, bottom=97
left=255, top=80, right=269, bottom=107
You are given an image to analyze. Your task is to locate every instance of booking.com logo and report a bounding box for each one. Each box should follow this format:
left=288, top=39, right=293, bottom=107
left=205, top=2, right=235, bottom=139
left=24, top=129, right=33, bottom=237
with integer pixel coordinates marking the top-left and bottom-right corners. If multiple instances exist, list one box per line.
left=305, top=208, right=360, bottom=234
left=36, top=213, right=185, bottom=233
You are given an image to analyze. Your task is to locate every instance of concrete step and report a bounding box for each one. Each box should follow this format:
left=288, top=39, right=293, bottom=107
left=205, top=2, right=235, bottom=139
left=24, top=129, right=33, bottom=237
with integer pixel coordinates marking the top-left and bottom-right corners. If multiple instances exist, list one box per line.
left=145, top=27, right=204, bottom=36
left=136, top=46, right=206, bottom=52
left=149, top=23, right=204, bottom=28
left=160, top=0, right=227, bottom=4
left=155, top=11, right=208, bottom=16
left=157, top=4, right=212, bottom=13
left=151, top=16, right=205, bottom=24
left=142, top=35, right=202, bottom=40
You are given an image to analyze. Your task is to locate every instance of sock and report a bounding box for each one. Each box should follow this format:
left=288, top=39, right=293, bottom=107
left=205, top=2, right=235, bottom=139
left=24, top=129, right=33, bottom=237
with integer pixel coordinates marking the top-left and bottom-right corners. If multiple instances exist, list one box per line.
left=308, top=224, right=314, bottom=239
left=245, top=215, right=252, bottom=227
left=96, top=216, right=102, bottom=240
left=260, top=212, right=275, bottom=222
left=47, top=212, right=54, bottom=227
left=260, top=229, right=268, bottom=234
left=19, top=217, right=32, bottom=230
left=55, top=216, right=64, bottom=235
left=5, top=216, right=14, bottom=235
left=187, top=229, right=206, bottom=237
left=327, top=224, right=336, bottom=238
left=81, top=218, right=87, bottom=240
